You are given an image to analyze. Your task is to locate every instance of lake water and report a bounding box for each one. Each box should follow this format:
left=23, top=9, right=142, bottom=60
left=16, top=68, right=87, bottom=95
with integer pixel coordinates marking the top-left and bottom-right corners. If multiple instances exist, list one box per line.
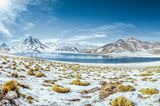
left=15, top=52, right=160, bottom=64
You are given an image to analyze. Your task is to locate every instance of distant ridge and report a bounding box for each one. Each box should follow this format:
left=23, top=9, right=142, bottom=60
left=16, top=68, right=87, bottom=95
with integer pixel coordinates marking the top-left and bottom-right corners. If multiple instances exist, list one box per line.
left=93, top=37, right=160, bottom=53
left=0, top=36, right=159, bottom=54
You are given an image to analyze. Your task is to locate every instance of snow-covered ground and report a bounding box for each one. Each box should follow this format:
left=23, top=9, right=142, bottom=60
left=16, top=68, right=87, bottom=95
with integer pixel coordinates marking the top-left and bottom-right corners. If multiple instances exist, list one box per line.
left=0, top=54, right=159, bottom=106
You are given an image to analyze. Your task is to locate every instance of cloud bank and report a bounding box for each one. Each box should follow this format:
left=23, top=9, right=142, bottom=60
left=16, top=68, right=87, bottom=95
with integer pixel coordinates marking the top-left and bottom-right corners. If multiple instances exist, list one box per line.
left=0, top=0, right=57, bottom=38
left=0, top=0, right=31, bottom=37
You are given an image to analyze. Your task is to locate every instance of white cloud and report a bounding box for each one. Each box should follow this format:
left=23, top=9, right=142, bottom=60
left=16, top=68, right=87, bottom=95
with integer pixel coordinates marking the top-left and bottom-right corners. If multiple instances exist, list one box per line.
left=0, top=0, right=32, bottom=37
left=0, top=0, right=58, bottom=38
left=94, top=33, right=107, bottom=37
left=0, top=24, right=11, bottom=37
left=61, top=23, right=136, bottom=44
left=66, top=33, right=107, bottom=42
left=42, top=38, right=60, bottom=43
left=22, top=23, right=35, bottom=31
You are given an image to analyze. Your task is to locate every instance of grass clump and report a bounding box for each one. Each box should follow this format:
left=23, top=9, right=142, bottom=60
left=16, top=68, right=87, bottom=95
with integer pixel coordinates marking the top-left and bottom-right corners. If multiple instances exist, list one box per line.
left=45, top=66, right=50, bottom=71
left=117, top=85, right=135, bottom=92
left=2, top=80, right=20, bottom=96
left=24, top=64, right=30, bottom=69
left=2, top=61, right=7, bottom=64
left=11, top=71, right=19, bottom=78
left=71, top=79, right=90, bottom=86
left=52, top=85, right=70, bottom=93
left=99, top=84, right=117, bottom=99
left=27, top=96, right=34, bottom=104
left=35, top=72, right=46, bottom=78
left=27, top=69, right=35, bottom=76
left=34, top=66, right=39, bottom=71
left=0, top=65, right=3, bottom=68
left=157, top=69, right=160, bottom=73
left=111, top=97, right=134, bottom=106
left=140, top=73, right=153, bottom=76
left=140, top=88, right=159, bottom=95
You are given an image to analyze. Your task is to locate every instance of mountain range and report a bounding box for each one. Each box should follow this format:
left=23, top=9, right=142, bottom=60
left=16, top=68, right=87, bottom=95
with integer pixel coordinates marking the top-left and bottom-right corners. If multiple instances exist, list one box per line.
left=0, top=36, right=159, bottom=54
left=0, top=36, right=97, bottom=53
left=93, top=37, right=160, bottom=54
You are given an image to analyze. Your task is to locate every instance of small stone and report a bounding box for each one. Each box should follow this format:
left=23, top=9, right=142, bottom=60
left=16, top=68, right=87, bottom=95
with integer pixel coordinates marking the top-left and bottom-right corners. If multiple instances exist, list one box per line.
left=5, top=91, right=18, bottom=99
left=0, top=100, right=12, bottom=106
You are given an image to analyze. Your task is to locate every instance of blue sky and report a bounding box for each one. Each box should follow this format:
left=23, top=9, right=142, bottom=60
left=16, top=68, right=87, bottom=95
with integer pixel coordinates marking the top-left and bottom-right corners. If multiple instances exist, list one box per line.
left=0, top=0, right=160, bottom=45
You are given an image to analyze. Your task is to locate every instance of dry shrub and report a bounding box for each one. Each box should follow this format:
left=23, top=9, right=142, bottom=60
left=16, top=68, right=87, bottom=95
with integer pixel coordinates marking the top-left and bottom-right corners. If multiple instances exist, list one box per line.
left=142, top=77, right=158, bottom=82
left=2, top=80, right=20, bottom=96
left=24, top=64, right=30, bottom=69
left=43, top=80, right=55, bottom=87
left=27, top=69, right=35, bottom=75
left=0, top=65, right=3, bottom=68
left=111, top=97, right=134, bottom=106
left=99, top=81, right=107, bottom=85
left=19, top=75, right=26, bottom=78
left=35, top=72, right=46, bottom=78
left=45, top=66, right=50, bottom=71
left=2, top=61, right=7, bottom=64
left=140, top=73, right=153, bottom=76
left=52, top=85, right=70, bottom=93
left=99, top=84, right=117, bottom=99
left=71, top=79, right=90, bottom=86
left=140, top=88, right=159, bottom=95
left=34, top=66, right=39, bottom=71
left=11, top=72, right=19, bottom=78
left=117, top=85, right=135, bottom=92
left=157, top=69, right=160, bottom=73
left=27, top=96, right=34, bottom=104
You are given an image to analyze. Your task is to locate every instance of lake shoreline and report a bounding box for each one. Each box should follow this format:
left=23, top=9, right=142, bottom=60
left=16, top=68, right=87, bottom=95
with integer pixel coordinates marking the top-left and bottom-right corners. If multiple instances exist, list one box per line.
left=1, top=53, right=160, bottom=68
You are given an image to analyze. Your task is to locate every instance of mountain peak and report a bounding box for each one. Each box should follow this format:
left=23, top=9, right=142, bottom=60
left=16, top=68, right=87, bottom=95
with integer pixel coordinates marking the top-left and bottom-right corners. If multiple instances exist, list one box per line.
left=19, top=36, right=48, bottom=53
left=127, top=37, right=141, bottom=42
left=23, top=36, right=37, bottom=44
left=116, top=39, right=125, bottom=43
left=1, top=43, right=7, bottom=46
left=28, top=36, right=33, bottom=39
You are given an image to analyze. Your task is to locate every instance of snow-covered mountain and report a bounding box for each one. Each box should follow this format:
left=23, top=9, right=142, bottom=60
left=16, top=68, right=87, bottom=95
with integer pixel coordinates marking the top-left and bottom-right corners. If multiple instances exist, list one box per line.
left=45, top=42, right=98, bottom=53
left=152, top=42, right=160, bottom=50
left=0, top=43, right=10, bottom=53
left=93, top=37, right=159, bottom=53
left=2, top=36, right=97, bottom=53
left=1, top=36, right=159, bottom=54
left=11, top=36, right=48, bottom=53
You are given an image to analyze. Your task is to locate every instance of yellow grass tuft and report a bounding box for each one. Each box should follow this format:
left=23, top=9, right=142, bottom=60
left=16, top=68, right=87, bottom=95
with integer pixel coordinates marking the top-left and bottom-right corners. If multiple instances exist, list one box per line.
left=140, top=73, right=153, bottom=76
left=140, top=88, right=159, bottom=95
left=111, top=97, right=134, bottom=106
left=52, top=85, right=70, bottom=93
left=34, top=66, right=39, bottom=71
left=35, top=72, right=46, bottom=78
left=2, top=80, right=20, bottom=96
left=45, top=66, right=50, bottom=71
left=24, top=64, right=30, bottom=69
left=27, top=69, right=35, bottom=75
left=117, top=85, right=135, bottom=92
left=71, top=79, right=90, bottom=86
